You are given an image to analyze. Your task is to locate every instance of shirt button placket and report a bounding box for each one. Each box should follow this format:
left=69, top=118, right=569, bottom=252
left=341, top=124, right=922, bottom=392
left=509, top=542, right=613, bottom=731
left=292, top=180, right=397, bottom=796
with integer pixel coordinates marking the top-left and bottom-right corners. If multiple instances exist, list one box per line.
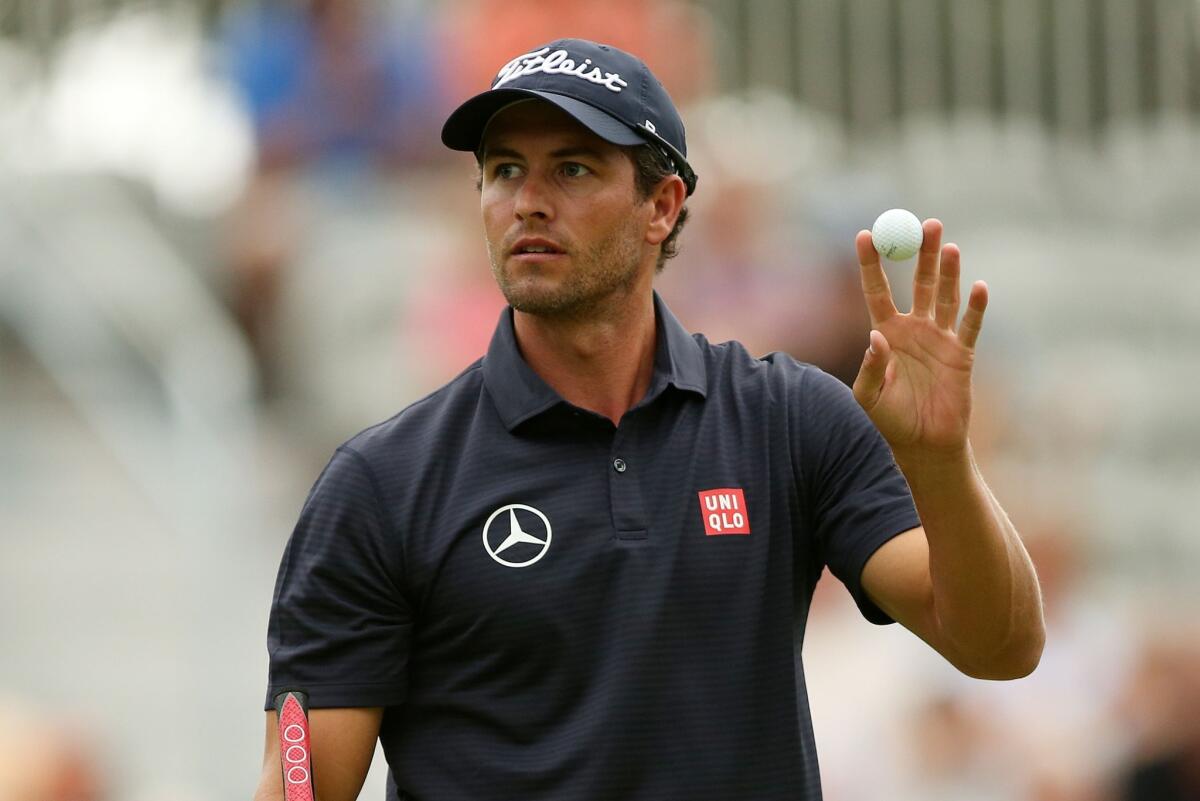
left=609, top=426, right=647, bottom=539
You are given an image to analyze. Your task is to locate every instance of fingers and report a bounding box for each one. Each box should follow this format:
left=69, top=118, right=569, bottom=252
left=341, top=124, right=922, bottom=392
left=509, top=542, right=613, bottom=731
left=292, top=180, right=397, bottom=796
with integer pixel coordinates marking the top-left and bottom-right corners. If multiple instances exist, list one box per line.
left=852, top=330, right=891, bottom=411
left=856, top=230, right=898, bottom=327
left=910, top=218, right=943, bottom=317
left=957, top=281, right=989, bottom=349
left=865, top=218, right=976, bottom=338
left=934, top=242, right=961, bottom=330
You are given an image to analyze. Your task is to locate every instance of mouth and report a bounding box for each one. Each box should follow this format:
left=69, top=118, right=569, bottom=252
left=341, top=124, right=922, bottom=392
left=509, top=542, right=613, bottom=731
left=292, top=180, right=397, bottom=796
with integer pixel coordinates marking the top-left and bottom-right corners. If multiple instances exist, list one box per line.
left=509, top=237, right=567, bottom=262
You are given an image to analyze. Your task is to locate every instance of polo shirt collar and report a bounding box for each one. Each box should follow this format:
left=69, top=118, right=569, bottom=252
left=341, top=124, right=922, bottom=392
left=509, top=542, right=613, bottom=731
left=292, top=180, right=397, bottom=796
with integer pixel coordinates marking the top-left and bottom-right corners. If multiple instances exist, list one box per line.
left=483, top=291, right=708, bottom=431
left=653, top=291, right=707, bottom=397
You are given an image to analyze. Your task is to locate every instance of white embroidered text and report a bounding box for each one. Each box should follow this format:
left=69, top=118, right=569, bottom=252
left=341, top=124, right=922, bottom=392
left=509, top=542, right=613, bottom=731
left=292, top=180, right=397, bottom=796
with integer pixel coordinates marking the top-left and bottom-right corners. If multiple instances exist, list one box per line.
left=494, top=47, right=629, bottom=93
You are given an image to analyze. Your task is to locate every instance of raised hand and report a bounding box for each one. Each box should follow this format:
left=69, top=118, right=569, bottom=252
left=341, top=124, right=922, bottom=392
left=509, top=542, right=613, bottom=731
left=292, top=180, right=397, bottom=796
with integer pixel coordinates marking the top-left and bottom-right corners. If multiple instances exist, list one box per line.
left=851, top=219, right=987, bottom=461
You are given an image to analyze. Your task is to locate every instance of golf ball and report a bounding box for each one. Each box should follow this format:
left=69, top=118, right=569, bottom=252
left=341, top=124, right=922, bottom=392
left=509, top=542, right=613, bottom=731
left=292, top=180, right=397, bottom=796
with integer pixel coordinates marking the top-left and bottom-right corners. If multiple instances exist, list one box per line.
left=871, top=209, right=923, bottom=261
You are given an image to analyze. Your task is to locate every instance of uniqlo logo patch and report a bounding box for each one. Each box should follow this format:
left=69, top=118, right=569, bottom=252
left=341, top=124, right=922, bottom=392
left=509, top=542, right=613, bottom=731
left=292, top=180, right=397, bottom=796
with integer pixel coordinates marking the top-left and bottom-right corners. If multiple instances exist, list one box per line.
left=698, top=488, right=750, bottom=535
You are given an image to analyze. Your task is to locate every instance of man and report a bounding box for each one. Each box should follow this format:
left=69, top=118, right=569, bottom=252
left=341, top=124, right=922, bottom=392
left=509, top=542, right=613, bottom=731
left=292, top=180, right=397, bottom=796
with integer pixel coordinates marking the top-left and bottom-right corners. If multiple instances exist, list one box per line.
left=255, top=39, right=1044, bottom=801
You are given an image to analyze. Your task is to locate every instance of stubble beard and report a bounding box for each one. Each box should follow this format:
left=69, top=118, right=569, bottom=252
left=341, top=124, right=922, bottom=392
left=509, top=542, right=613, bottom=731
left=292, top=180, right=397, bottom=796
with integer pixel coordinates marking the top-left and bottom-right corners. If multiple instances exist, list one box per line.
left=488, top=213, right=645, bottom=321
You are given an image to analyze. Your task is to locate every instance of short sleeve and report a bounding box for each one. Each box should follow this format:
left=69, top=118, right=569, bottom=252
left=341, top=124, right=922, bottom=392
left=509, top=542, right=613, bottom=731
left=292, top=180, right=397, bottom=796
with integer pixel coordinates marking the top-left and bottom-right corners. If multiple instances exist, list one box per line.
left=265, top=446, right=413, bottom=709
left=793, top=368, right=921, bottom=624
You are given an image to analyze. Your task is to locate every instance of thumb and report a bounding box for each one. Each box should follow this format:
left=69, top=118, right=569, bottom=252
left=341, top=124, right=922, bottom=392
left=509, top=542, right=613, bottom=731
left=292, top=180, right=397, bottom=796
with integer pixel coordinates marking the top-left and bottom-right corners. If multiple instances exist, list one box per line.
left=852, top=330, right=891, bottom=411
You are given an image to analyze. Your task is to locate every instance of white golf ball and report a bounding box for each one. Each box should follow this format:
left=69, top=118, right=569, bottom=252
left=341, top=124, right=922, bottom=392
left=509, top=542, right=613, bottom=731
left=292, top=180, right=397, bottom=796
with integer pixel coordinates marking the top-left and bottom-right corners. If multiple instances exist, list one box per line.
left=871, top=209, right=923, bottom=261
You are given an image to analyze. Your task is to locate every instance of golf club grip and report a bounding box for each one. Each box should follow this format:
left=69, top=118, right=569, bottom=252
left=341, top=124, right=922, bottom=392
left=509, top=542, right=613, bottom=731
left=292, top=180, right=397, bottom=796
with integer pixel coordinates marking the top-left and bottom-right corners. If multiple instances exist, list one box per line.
left=274, top=690, right=316, bottom=801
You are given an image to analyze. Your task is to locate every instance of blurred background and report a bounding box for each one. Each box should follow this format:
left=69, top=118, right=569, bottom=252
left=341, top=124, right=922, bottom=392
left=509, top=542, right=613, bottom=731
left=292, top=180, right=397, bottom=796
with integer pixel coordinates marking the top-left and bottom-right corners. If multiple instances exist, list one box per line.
left=2, top=0, right=1199, bottom=798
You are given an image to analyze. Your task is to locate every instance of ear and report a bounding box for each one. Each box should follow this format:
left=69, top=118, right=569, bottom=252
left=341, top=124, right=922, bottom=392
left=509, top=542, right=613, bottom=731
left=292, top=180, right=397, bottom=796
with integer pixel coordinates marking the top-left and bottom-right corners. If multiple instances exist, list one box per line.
left=644, top=175, right=687, bottom=247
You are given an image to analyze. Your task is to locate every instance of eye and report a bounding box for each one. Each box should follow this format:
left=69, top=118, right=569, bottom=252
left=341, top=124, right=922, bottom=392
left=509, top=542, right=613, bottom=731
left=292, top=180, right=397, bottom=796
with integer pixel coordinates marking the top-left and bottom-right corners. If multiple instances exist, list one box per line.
left=493, top=163, right=523, bottom=180
left=561, top=162, right=592, bottom=178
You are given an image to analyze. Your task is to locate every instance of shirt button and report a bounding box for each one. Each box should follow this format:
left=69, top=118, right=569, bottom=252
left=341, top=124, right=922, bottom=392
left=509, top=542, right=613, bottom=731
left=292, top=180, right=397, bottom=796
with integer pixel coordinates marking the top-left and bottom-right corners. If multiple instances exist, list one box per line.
left=613, top=458, right=627, bottom=473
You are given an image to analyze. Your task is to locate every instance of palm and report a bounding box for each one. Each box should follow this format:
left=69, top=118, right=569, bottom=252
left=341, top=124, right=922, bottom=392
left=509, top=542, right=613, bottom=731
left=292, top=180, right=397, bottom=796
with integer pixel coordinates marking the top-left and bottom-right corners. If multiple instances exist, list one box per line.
left=852, top=220, right=988, bottom=459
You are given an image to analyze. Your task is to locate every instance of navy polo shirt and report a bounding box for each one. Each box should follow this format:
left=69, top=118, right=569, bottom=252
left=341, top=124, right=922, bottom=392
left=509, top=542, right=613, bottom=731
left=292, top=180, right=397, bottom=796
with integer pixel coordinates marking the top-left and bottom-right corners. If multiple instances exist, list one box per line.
left=266, top=292, right=920, bottom=801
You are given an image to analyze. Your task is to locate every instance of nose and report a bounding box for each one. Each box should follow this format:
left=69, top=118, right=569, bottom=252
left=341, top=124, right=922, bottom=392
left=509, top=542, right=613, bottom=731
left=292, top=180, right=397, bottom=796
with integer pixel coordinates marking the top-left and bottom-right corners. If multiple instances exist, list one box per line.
left=513, top=172, right=554, bottom=222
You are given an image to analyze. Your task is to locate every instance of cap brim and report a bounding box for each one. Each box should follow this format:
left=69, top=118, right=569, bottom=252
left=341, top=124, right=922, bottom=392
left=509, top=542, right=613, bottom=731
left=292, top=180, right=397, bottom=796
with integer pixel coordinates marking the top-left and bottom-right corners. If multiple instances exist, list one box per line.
left=441, top=89, right=646, bottom=153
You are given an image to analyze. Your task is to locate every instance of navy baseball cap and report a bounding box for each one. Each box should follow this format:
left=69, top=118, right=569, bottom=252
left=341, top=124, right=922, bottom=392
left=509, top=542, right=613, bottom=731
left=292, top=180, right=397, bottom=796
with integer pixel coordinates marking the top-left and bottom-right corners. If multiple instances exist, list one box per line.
left=441, top=38, right=698, bottom=195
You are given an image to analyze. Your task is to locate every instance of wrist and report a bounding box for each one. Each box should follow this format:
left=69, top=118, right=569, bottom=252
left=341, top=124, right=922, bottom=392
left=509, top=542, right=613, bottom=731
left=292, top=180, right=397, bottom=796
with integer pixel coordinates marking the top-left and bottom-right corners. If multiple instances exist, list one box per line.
left=892, top=443, right=977, bottom=492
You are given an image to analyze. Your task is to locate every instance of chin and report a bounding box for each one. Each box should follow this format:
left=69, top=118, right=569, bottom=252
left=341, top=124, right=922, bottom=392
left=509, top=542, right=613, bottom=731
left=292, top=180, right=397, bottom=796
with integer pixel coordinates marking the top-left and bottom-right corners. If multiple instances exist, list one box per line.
left=494, top=267, right=561, bottom=311
left=504, top=288, right=572, bottom=317
left=504, top=280, right=595, bottom=318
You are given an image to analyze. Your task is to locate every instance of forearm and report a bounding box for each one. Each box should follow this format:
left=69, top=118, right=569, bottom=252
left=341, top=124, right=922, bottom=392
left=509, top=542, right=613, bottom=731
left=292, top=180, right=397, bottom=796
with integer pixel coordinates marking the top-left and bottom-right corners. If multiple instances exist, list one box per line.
left=254, top=732, right=284, bottom=801
left=253, top=776, right=283, bottom=801
left=896, top=445, right=1045, bottom=679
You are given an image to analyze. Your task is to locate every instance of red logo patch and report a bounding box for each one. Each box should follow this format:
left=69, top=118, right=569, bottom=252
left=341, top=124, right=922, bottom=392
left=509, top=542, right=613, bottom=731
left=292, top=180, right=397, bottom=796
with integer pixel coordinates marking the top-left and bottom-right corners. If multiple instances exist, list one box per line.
left=698, top=488, right=750, bottom=535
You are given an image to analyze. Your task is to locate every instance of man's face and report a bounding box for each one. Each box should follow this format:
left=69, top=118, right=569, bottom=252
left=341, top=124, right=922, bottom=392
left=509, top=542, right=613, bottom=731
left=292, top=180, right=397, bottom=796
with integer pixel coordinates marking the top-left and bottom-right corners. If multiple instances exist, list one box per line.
left=479, top=101, right=654, bottom=318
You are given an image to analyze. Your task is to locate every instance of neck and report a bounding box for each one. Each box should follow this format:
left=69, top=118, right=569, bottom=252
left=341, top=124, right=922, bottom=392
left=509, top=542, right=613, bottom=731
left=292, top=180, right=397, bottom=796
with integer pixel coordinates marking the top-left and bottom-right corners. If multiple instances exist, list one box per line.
left=513, top=289, right=657, bottom=425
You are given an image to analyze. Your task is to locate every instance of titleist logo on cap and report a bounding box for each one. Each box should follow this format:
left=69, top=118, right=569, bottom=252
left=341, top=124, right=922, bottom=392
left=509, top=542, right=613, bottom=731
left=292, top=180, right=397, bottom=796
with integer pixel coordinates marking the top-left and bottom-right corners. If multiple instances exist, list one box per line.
left=493, top=47, right=629, bottom=93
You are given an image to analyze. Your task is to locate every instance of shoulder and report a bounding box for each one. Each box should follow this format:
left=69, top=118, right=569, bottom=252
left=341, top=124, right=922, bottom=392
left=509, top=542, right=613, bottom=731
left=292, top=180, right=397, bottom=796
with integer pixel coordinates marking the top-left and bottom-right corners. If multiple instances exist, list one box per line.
left=696, top=334, right=830, bottom=401
left=696, top=336, right=866, bottom=456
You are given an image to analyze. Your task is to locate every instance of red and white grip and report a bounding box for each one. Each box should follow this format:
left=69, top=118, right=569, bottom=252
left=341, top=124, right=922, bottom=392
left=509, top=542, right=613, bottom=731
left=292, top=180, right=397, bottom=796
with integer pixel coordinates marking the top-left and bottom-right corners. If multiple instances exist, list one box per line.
left=275, top=691, right=316, bottom=801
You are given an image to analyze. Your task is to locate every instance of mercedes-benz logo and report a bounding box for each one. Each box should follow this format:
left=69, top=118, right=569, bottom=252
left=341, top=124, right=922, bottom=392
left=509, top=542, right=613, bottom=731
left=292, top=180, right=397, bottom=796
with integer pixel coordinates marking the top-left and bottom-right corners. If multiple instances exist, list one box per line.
left=482, top=504, right=552, bottom=568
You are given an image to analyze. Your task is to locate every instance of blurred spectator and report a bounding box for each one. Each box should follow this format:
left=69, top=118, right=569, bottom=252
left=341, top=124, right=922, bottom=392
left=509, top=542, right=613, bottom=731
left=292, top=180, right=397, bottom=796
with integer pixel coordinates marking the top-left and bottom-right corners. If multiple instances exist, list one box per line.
left=219, top=0, right=445, bottom=392
left=1112, top=628, right=1200, bottom=801
left=900, top=693, right=1017, bottom=801
left=221, top=0, right=441, bottom=174
left=781, top=256, right=874, bottom=387
left=0, top=699, right=105, bottom=801
left=438, top=0, right=713, bottom=104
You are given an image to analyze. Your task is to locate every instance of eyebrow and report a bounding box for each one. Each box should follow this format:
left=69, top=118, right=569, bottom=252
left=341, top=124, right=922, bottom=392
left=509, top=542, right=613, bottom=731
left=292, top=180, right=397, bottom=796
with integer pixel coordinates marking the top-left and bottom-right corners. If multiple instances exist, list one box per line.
left=481, top=145, right=611, bottom=162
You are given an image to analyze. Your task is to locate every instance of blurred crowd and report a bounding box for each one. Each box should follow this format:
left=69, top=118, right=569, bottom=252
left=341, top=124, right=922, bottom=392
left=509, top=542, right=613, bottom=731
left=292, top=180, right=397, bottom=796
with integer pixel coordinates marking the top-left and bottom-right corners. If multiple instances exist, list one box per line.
left=2, top=1, right=1198, bottom=799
